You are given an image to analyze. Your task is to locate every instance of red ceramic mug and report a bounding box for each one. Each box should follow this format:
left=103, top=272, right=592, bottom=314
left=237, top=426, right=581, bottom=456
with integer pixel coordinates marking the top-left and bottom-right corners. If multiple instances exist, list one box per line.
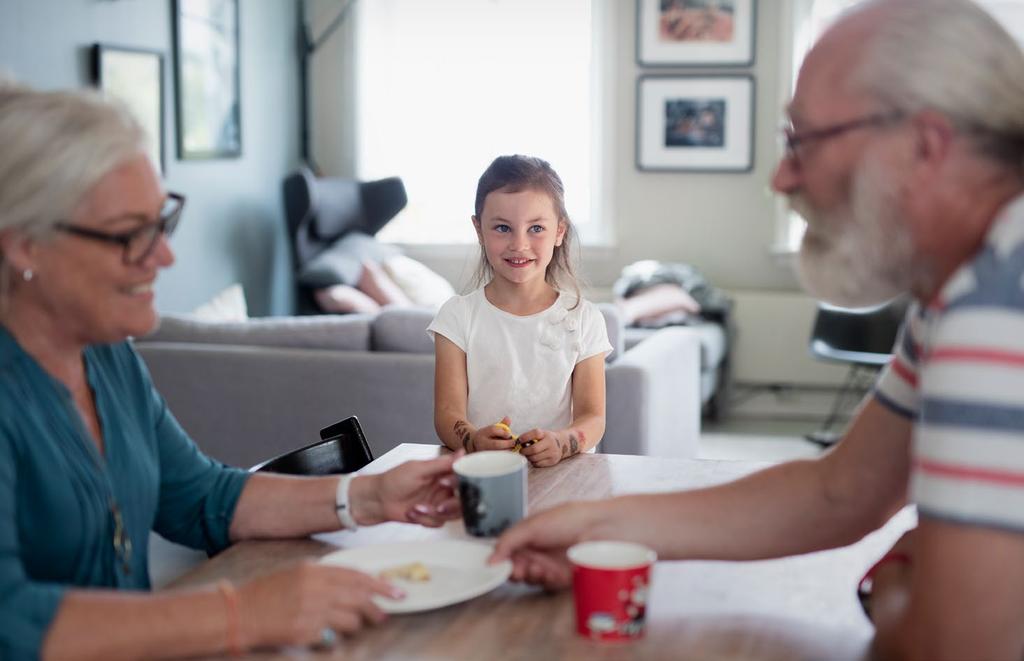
left=568, top=541, right=657, bottom=641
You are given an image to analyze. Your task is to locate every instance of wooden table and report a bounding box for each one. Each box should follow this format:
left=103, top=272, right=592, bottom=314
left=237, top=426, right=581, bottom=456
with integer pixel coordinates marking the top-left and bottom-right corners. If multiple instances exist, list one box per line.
left=172, top=444, right=914, bottom=660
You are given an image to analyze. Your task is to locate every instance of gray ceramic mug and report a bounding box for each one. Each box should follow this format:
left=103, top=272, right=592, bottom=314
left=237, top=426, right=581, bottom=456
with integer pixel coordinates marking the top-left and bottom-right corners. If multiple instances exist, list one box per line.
left=453, top=451, right=528, bottom=537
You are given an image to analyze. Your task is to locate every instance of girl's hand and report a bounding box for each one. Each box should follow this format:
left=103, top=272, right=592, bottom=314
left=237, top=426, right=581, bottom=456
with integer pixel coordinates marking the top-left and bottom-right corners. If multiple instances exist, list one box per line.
left=471, top=417, right=517, bottom=452
left=518, top=429, right=563, bottom=467
left=238, top=561, right=401, bottom=648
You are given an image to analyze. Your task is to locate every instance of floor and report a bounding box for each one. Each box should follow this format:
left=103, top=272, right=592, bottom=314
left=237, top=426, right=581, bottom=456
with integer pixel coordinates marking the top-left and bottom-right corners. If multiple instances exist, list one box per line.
left=698, top=417, right=829, bottom=462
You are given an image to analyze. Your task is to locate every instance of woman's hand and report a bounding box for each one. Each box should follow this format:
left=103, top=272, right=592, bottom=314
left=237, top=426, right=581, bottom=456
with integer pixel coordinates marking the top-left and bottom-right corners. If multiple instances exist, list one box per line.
left=470, top=417, right=517, bottom=452
left=519, top=429, right=573, bottom=467
left=350, top=453, right=463, bottom=527
left=237, top=561, right=402, bottom=648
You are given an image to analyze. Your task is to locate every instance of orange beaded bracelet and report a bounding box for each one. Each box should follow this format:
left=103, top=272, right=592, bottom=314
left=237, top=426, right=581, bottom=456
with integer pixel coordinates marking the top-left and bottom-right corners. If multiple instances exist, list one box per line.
left=217, top=579, right=243, bottom=657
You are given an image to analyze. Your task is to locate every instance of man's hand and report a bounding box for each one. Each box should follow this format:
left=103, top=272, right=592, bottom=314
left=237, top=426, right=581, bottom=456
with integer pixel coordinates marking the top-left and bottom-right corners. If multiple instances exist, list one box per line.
left=350, top=453, right=463, bottom=527
left=488, top=500, right=611, bottom=589
left=869, top=528, right=915, bottom=625
left=471, top=417, right=517, bottom=452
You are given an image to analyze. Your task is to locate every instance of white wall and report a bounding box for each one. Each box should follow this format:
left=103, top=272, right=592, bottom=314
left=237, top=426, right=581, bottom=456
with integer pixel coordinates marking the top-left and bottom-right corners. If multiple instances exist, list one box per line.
left=310, top=1, right=839, bottom=387
left=0, top=0, right=302, bottom=316
left=307, top=0, right=358, bottom=178
left=728, top=289, right=848, bottom=385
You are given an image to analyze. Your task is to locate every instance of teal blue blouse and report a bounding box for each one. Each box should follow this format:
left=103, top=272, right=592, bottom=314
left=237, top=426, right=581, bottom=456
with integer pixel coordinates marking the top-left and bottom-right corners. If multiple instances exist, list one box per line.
left=0, top=328, right=250, bottom=659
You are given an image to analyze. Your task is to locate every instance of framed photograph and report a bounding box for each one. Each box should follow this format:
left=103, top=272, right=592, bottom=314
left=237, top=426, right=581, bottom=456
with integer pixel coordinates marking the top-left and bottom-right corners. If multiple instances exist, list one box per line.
left=636, top=75, right=754, bottom=173
left=637, top=0, right=756, bottom=67
left=173, top=0, right=241, bottom=159
left=91, top=44, right=166, bottom=174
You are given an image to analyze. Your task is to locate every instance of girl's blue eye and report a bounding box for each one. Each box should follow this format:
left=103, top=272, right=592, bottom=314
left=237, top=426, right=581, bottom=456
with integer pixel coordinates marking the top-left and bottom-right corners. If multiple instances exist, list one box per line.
left=494, top=225, right=510, bottom=233
left=529, top=225, right=544, bottom=233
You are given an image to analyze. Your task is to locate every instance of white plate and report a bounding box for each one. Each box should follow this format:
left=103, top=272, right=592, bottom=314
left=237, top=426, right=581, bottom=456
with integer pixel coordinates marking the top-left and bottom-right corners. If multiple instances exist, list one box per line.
left=319, top=539, right=512, bottom=613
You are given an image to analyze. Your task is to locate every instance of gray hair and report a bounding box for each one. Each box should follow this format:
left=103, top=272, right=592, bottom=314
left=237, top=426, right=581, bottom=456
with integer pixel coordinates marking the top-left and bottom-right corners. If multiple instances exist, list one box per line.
left=852, top=0, right=1024, bottom=169
left=0, top=82, right=147, bottom=241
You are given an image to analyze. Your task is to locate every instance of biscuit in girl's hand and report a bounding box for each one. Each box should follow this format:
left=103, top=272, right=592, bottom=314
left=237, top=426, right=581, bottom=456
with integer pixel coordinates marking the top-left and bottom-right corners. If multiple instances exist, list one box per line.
left=494, top=421, right=525, bottom=452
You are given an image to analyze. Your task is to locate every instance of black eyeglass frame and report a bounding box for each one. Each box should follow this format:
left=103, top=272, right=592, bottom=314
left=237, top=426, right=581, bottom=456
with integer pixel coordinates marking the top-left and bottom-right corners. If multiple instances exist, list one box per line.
left=54, top=192, right=185, bottom=265
left=782, top=111, right=905, bottom=165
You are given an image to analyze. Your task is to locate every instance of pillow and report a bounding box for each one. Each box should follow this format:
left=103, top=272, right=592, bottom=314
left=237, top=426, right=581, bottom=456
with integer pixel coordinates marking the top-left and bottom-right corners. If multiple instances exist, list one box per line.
left=381, top=255, right=456, bottom=309
left=190, top=283, right=248, bottom=322
left=615, top=283, right=701, bottom=326
left=298, top=232, right=401, bottom=288
left=140, top=314, right=374, bottom=351
left=314, top=285, right=382, bottom=315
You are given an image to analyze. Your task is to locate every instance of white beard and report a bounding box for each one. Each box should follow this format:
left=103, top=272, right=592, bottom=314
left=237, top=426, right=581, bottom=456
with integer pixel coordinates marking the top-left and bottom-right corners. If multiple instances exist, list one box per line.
left=792, top=149, right=916, bottom=308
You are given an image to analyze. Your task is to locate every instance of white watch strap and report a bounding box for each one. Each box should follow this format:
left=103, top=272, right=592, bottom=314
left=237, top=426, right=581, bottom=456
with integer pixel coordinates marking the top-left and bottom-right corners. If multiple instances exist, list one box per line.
left=335, top=474, right=358, bottom=530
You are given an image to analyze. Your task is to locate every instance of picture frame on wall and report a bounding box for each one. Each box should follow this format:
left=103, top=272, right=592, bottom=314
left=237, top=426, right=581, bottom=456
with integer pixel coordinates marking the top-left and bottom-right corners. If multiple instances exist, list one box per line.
left=91, top=44, right=166, bottom=174
left=636, top=0, right=757, bottom=67
left=173, top=0, right=241, bottom=159
left=636, top=75, right=755, bottom=173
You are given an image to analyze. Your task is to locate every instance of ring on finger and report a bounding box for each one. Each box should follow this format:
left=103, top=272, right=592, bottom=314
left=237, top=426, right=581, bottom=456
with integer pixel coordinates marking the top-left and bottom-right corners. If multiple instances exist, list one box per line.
left=316, top=627, right=338, bottom=649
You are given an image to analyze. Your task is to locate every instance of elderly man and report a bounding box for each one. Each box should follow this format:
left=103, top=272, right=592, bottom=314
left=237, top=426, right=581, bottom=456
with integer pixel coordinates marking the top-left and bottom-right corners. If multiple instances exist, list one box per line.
left=491, top=0, right=1024, bottom=657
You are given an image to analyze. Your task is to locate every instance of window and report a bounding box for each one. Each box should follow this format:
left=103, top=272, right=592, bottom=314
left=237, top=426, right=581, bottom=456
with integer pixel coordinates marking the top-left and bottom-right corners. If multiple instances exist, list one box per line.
left=354, top=0, right=602, bottom=245
left=775, top=0, right=1024, bottom=253
left=774, top=0, right=870, bottom=254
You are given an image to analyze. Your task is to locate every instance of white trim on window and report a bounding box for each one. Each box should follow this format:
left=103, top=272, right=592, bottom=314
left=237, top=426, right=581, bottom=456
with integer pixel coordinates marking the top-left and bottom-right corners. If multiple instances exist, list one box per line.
left=772, top=0, right=872, bottom=256
left=771, top=0, right=804, bottom=256
left=353, top=0, right=607, bottom=247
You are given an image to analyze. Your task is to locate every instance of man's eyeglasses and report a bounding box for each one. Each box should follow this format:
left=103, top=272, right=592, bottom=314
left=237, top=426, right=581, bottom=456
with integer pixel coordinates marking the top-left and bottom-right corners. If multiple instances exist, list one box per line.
left=55, top=191, right=185, bottom=265
left=781, top=111, right=905, bottom=166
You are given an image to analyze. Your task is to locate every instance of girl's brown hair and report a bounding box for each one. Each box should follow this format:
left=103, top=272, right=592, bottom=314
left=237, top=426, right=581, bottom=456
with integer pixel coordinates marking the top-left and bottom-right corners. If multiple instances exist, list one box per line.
left=472, top=154, right=581, bottom=307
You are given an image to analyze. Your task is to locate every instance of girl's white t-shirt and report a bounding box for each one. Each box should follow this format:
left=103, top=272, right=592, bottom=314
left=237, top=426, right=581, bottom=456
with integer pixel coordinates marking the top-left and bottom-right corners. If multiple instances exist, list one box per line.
left=427, top=288, right=612, bottom=436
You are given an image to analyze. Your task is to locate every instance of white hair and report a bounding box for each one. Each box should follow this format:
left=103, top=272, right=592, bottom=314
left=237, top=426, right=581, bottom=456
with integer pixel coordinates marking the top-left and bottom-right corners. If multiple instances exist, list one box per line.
left=850, top=0, right=1024, bottom=169
left=0, top=82, right=147, bottom=240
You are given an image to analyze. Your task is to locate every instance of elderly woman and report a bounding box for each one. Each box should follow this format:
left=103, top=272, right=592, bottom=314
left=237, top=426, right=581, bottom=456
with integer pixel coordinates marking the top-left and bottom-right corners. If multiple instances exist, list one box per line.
left=0, top=84, right=460, bottom=659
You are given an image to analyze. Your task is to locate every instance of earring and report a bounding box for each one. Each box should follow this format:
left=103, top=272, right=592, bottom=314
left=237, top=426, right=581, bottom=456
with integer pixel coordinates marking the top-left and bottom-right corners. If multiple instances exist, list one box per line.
left=22, top=269, right=33, bottom=282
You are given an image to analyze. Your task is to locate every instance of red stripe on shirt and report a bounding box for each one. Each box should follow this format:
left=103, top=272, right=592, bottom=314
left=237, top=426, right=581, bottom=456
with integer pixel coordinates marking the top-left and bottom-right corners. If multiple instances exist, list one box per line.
left=891, top=358, right=918, bottom=387
left=916, top=457, right=1024, bottom=487
left=929, top=347, right=1024, bottom=368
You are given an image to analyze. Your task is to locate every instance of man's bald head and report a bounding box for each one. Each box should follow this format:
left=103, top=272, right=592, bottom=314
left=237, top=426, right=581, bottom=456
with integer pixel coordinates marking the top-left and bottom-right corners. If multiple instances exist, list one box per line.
left=805, top=0, right=1024, bottom=170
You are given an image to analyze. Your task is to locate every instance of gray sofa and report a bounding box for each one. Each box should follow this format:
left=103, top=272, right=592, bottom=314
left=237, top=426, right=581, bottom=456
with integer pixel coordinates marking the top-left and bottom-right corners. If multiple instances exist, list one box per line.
left=624, top=321, right=729, bottom=417
left=134, top=305, right=702, bottom=468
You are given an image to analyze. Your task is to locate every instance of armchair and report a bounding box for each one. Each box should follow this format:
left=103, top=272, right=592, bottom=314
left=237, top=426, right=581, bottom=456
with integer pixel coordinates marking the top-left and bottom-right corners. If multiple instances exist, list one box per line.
left=282, top=168, right=408, bottom=313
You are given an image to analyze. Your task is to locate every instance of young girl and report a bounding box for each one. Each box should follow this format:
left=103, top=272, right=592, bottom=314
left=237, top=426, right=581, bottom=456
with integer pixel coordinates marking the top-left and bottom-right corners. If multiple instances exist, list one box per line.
left=428, top=155, right=611, bottom=467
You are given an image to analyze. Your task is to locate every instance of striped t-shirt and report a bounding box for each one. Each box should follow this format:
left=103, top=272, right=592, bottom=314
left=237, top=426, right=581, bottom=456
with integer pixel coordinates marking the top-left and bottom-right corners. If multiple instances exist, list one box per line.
left=874, top=193, right=1024, bottom=532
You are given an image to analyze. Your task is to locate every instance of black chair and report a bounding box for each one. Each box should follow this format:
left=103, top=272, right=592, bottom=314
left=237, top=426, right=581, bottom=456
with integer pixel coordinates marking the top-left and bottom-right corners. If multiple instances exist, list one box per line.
left=250, top=416, right=374, bottom=475
left=805, top=299, right=908, bottom=446
left=282, top=168, right=407, bottom=314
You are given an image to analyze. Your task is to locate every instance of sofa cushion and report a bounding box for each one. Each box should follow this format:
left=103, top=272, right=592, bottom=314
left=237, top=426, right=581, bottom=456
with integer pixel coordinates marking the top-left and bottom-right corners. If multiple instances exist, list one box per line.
left=371, top=307, right=435, bottom=353
left=141, top=314, right=373, bottom=351
left=597, top=303, right=624, bottom=362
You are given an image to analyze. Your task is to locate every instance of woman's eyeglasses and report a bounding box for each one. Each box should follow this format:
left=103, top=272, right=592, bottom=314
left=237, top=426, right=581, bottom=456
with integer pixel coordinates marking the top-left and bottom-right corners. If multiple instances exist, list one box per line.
left=54, top=192, right=185, bottom=265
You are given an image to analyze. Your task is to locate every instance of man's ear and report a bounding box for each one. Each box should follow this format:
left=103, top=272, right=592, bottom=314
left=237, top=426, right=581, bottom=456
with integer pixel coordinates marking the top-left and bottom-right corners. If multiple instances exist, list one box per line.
left=0, top=229, right=35, bottom=274
left=910, top=110, right=955, bottom=174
